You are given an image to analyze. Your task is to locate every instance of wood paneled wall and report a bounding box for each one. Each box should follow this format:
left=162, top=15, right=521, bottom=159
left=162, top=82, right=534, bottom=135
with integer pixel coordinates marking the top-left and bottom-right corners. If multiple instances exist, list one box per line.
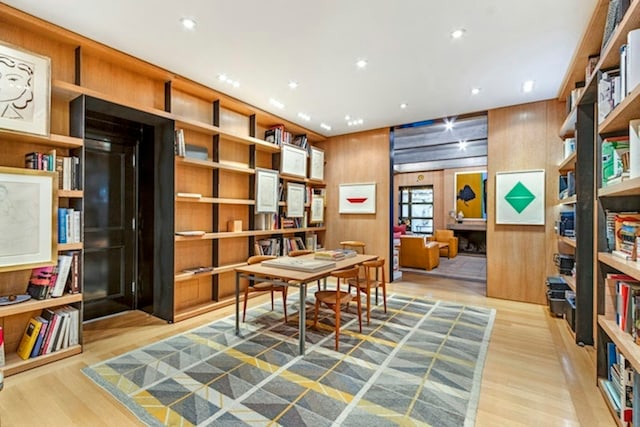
left=318, top=128, right=391, bottom=278
left=487, top=100, right=565, bottom=304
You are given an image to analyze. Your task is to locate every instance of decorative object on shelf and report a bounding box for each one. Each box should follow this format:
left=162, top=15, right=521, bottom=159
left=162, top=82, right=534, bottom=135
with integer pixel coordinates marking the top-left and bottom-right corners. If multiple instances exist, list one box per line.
left=255, top=168, right=279, bottom=213
left=0, top=166, right=56, bottom=272
left=0, top=41, right=50, bottom=137
left=286, top=182, right=305, bottom=218
left=495, top=169, right=545, bottom=225
left=339, top=182, right=376, bottom=214
left=454, top=171, right=487, bottom=220
left=0, top=294, right=30, bottom=306
left=227, top=220, right=242, bottom=233
left=310, top=194, right=324, bottom=223
left=309, top=146, right=324, bottom=180
left=280, top=143, right=307, bottom=178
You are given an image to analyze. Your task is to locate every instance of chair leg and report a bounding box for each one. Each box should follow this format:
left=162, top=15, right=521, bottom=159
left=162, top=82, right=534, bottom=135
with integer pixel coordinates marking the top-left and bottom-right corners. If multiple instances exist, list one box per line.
left=382, top=283, right=387, bottom=313
left=314, top=298, right=320, bottom=328
left=270, top=290, right=274, bottom=311
left=335, top=303, right=341, bottom=351
left=282, top=287, right=288, bottom=323
left=365, top=286, right=371, bottom=325
left=242, top=286, right=250, bottom=322
left=356, top=287, right=362, bottom=333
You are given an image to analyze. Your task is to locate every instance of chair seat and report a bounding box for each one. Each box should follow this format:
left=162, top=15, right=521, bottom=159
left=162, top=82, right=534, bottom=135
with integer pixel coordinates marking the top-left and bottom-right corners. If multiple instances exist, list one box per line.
left=348, top=278, right=382, bottom=289
left=315, top=290, right=352, bottom=305
left=253, top=282, right=283, bottom=290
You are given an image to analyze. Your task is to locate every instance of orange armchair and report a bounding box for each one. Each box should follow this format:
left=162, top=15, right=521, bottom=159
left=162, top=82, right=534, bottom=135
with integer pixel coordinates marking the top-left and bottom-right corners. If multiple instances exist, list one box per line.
left=427, top=229, right=458, bottom=258
left=399, top=236, right=440, bottom=270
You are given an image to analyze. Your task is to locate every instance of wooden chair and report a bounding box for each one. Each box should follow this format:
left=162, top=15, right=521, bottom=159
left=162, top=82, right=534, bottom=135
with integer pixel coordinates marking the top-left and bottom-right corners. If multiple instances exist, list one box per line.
left=340, top=240, right=366, bottom=254
left=243, top=255, right=288, bottom=323
left=314, top=266, right=362, bottom=351
left=348, top=258, right=387, bottom=325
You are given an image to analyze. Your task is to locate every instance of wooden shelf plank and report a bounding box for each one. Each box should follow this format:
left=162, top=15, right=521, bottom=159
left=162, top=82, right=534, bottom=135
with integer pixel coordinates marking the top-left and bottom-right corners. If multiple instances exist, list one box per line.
left=597, top=378, right=623, bottom=424
left=0, top=293, right=82, bottom=318
left=58, top=190, right=83, bottom=198
left=2, top=345, right=82, bottom=377
left=58, top=242, right=83, bottom=251
left=175, top=157, right=256, bottom=175
left=563, top=274, right=576, bottom=292
left=0, top=130, right=83, bottom=149
left=174, top=263, right=248, bottom=282
left=599, top=83, right=640, bottom=135
left=598, top=252, right=640, bottom=280
left=558, top=195, right=577, bottom=205
left=558, top=151, right=577, bottom=172
left=599, top=0, right=640, bottom=71
left=599, top=316, right=640, bottom=373
left=598, top=177, right=640, bottom=197
left=175, top=227, right=327, bottom=242
left=559, top=107, right=577, bottom=138
left=175, top=196, right=255, bottom=205
left=559, top=236, right=577, bottom=248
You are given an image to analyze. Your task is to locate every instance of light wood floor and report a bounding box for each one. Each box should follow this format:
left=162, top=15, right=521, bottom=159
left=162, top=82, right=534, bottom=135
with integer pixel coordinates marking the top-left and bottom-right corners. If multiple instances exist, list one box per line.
left=0, top=273, right=615, bottom=426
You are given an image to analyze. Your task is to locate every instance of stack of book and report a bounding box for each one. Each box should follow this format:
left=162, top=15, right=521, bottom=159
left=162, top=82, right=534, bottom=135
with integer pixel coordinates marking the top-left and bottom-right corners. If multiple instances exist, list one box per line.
left=314, top=249, right=357, bottom=261
left=16, top=305, right=80, bottom=360
left=26, top=253, right=80, bottom=300
left=612, top=213, right=640, bottom=261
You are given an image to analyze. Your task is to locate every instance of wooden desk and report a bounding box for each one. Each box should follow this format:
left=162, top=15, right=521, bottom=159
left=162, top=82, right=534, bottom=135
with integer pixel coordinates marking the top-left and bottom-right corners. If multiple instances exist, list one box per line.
left=235, top=253, right=377, bottom=355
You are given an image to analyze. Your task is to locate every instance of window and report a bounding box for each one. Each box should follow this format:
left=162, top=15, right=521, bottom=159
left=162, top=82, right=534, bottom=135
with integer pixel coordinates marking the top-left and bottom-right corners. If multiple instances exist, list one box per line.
left=399, top=185, right=433, bottom=235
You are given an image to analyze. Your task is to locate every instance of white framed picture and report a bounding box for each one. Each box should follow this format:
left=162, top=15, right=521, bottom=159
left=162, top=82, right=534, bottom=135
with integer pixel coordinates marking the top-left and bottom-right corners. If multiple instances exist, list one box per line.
left=255, top=168, right=279, bottom=213
left=0, top=41, right=51, bottom=136
left=310, top=195, right=324, bottom=223
left=339, top=183, right=376, bottom=214
left=309, top=146, right=324, bottom=181
left=495, top=169, right=545, bottom=225
left=281, top=143, right=307, bottom=178
left=0, top=166, right=56, bottom=272
left=286, top=183, right=305, bottom=218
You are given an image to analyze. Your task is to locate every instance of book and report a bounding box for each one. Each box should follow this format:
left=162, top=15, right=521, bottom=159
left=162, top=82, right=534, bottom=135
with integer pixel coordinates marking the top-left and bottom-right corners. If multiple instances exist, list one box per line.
left=40, top=309, right=60, bottom=355
left=175, top=230, right=206, bottom=236
left=0, top=326, right=4, bottom=367
left=68, top=252, right=81, bottom=294
left=176, top=192, right=202, bottom=199
left=174, top=129, right=186, bottom=156
left=16, top=318, right=43, bottom=360
left=30, top=316, right=49, bottom=358
left=51, top=254, right=73, bottom=297
left=26, top=266, right=57, bottom=300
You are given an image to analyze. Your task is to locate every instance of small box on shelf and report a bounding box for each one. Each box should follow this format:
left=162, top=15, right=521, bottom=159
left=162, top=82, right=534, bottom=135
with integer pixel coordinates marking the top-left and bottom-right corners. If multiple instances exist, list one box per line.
left=227, top=220, right=242, bottom=232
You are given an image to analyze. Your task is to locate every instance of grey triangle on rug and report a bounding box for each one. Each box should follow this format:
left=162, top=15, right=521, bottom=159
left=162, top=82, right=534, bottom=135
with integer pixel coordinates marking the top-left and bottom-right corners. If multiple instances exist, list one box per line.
left=83, top=294, right=495, bottom=426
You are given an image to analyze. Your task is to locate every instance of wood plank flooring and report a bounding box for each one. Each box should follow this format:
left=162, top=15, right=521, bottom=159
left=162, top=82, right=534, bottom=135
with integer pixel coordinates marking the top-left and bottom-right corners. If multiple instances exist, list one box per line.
left=0, top=273, right=615, bottom=426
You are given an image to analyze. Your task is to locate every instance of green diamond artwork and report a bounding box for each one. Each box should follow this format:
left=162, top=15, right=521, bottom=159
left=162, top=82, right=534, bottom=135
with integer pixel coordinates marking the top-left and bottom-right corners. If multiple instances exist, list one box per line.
left=504, top=181, right=535, bottom=213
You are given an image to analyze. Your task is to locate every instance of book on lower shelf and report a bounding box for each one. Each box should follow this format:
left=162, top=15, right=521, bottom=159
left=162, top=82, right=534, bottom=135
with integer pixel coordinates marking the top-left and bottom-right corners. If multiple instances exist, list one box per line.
left=16, top=317, right=43, bottom=360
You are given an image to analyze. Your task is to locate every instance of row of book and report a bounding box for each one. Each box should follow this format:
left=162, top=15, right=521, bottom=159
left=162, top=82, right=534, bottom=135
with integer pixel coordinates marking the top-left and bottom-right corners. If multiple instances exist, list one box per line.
left=58, top=207, right=81, bottom=244
left=17, top=305, right=80, bottom=360
left=602, top=136, right=630, bottom=187
left=264, top=125, right=293, bottom=146
left=26, top=252, right=81, bottom=300
left=607, top=211, right=640, bottom=261
left=253, top=234, right=321, bottom=256
left=25, top=151, right=81, bottom=191
left=604, top=341, right=638, bottom=425
left=608, top=273, right=640, bottom=340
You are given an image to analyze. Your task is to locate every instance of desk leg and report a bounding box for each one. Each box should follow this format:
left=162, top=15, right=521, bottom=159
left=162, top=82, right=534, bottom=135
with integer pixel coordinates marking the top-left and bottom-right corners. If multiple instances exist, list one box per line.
left=235, top=272, right=240, bottom=335
left=299, top=282, right=307, bottom=355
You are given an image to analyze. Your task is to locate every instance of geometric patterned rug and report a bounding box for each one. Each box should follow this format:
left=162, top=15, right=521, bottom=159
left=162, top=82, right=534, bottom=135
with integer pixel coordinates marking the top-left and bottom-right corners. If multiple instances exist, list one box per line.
left=82, top=294, right=495, bottom=426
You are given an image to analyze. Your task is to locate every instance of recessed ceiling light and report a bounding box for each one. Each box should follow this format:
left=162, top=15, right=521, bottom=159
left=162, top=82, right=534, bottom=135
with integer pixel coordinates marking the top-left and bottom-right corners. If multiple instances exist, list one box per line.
left=522, top=80, right=535, bottom=92
left=400, top=103, right=408, bottom=109
left=451, top=28, right=465, bottom=39
left=444, top=118, right=455, bottom=130
left=345, top=115, right=351, bottom=120
left=218, top=74, right=227, bottom=81
left=269, top=98, right=284, bottom=109
left=180, top=17, right=197, bottom=30
left=297, top=112, right=311, bottom=121
left=459, top=140, right=468, bottom=150
left=288, top=81, right=298, bottom=89
left=320, top=123, right=332, bottom=131
left=348, top=119, right=364, bottom=126
left=471, top=87, right=481, bottom=95
left=356, top=59, right=368, bottom=69
left=217, top=74, right=239, bottom=88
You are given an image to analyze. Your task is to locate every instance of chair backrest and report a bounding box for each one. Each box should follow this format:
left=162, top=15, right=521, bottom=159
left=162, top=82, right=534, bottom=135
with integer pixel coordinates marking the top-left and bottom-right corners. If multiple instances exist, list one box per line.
left=248, top=255, right=276, bottom=265
left=363, top=258, right=386, bottom=283
left=434, top=229, right=454, bottom=242
left=339, top=240, right=366, bottom=254
left=400, top=235, right=427, bottom=250
left=330, top=265, right=360, bottom=281
left=288, top=249, right=313, bottom=257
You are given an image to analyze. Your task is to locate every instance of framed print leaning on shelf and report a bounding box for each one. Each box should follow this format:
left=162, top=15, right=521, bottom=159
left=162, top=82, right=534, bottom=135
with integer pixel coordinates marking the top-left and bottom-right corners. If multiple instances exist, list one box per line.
left=280, top=143, right=307, bottom=178
left=309, top=146, right=324, bottom=180
left=339, top=183, right=376, bottom=214
left=255, top=168, right=279, bottom=213
left=495, top=169, right=545, bottom=225
left=0, top=41, right=51, bottom=136
left=310, top=195, right=324, bottom=223
left=0, top=166, right=57, bottom=272
left=286, top=183, right=305, bottom=218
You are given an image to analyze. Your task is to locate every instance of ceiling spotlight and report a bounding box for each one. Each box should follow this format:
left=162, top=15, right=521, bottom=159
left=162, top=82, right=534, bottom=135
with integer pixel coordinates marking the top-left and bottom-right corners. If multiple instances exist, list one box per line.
left=356, top=59, right=368, bottom=69
left=218, top=74, right=227, bottom=82
left=459, top=140, right=468, bottom=150
left=522, top=80, right=535, bottom=92
left=288, top=81, right=298, bottom=89
left=345, top=115, right=351, bottom=120
left=269, top=98, right=285, bottom=109
left=297, top=112, right=311, bottom=121
left=232, top=81, right=240, bottom=88
left=320, top=123, right=332, bottom=131
left=400, top=103, right=408, bottom=109
left=180, top=17, right=197, bottom=30
left=451, top=28, right=465, bottom=39
left=471, top=87, right=481, bottom=95
left=444, top=118, right=455, bottom=130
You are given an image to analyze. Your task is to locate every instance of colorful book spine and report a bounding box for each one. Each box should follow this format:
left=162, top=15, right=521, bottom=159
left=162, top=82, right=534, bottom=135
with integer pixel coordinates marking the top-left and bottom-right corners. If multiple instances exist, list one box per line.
left=16, top=318, right=43, bottom=360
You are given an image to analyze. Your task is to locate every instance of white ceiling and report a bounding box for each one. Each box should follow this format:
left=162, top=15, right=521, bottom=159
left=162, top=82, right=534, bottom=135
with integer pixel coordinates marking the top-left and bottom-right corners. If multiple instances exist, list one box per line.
left=4, top=0, right=597, bottom=137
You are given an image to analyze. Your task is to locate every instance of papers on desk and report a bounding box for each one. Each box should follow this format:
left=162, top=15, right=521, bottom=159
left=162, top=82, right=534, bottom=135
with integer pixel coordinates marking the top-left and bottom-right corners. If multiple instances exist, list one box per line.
left=314, top=249, right=357, bottom=261
left=261, top=257, right=336, bottom=272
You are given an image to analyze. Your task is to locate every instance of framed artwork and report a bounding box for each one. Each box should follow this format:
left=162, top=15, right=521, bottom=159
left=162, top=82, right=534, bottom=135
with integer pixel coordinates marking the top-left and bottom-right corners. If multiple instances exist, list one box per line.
left=454, top=170, right=487, bottom=220
left=309, top=146, right=324, bottom=181
left=255, top=168, right=279, bottom=213
left=495, top=169, right=545, bottom=225
left=286, top=182, right=305, bottom=218
left=0, top=41, right=51, bottom=136
left=339, top=183, right=376, bottom=214
left=280, top=143, right=307, bottom=178
left=310, top=195, right=324, bottom=223
left=0, top=166, right=57, bottom=272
